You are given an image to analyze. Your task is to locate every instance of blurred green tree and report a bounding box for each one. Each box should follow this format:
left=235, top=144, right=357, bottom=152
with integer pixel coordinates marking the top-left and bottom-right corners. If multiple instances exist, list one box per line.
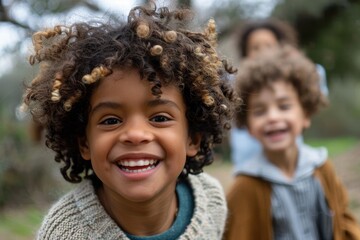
left=0, top=0, right=101, bottom=30
left=272, top=0, right=360, bottom=79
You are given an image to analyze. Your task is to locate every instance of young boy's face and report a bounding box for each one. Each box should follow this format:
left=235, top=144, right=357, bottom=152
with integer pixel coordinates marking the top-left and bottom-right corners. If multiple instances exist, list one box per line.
left=247, top=80, right=310, bottom=153
left=246, top=28, right=279, bottom=59
left=79, top=67, right=200, bottom=202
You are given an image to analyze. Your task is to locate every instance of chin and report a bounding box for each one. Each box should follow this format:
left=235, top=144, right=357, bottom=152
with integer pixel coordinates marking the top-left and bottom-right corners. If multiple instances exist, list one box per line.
left=264, top=143, right=292, bottom=152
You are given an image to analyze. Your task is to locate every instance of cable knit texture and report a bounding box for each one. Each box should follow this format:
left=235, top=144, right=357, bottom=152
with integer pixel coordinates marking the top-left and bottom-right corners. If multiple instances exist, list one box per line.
left=37, top=173, right=227, bottom=240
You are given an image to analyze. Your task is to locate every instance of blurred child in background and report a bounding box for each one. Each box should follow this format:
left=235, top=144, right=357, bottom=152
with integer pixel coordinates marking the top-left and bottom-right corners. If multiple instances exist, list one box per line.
left=223, top=46, right=360, bottom=240
left=230, top=18, right=328, bottom=173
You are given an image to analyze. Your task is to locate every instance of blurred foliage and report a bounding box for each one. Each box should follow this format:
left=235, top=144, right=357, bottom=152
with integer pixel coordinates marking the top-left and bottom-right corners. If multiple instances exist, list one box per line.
left=198, top=0, right=274, bottom=38
left=26, top=0, right=99, bottom=15
left=0, top=116, right=43, bottom=207
left=0, top=0, right=101, bottom=30
left=305, top=137, right=359, bottom=157
left=0, top=106, right=70, bottom=208
left=272, top=0, right=360, bottom=79
left=272, top=0, right=346, bottom=22
left=306, top=79, right=360, bottom=137
left=0, top=55, right=73, bottom=208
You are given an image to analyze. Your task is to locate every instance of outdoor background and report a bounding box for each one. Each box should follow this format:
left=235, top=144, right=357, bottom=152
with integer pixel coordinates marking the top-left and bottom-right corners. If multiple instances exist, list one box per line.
left=0, top=0, right=360, bottom=239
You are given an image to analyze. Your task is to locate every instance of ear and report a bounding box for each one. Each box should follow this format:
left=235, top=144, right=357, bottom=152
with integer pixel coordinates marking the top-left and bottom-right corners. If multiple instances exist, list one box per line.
left=247, top=123, right=256, bottom=137
left=303, top=117, right=311, bottom=129
left=186, top=133, right=202, bottom=157
left=78, top=136, right=91, bottom=160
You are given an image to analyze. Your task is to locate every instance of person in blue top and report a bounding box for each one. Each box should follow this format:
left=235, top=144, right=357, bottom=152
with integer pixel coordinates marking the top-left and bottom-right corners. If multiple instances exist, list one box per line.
left=230, top=18, right=328, bottom=173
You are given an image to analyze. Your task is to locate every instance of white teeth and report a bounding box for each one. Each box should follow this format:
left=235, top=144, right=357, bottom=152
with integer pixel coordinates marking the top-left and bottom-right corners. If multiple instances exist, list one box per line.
left=117, top=159, right=159, bottom=173
left=119, top=159, right=157, bottom=167
left=121, top=165, right=156, bottom=173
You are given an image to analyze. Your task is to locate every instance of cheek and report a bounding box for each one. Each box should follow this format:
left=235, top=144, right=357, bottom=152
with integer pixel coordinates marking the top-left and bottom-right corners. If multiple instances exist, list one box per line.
left=159, top=128, right=187, bottom=149
left=247, top=50, right=257, bottom=59
left=88, top=132, right=116, bottom=157
left=247, top=114, right=261, bottom=129
left=247, top=120, right=260, bottom=137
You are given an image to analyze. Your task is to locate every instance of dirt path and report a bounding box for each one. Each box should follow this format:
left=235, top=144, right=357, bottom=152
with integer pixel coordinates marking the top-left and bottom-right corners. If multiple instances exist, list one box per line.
left=331, top=143, right=360, bottom=221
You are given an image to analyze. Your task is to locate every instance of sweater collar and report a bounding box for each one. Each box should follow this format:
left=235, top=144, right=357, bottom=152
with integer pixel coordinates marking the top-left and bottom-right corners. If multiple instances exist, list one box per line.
left=236, top=144, right=328, bottom=185
left=73, top=174, right=209, bottom=239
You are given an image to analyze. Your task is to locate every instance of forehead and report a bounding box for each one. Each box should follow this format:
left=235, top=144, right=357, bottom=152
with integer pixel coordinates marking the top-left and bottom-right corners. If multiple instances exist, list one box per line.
left=249, top=80, right=298, bottom=103
left=89, top=67, right=185, bottom=108
left=247, top=28, right=278, bottom=45
left=93, top=67, right=168, bottom=94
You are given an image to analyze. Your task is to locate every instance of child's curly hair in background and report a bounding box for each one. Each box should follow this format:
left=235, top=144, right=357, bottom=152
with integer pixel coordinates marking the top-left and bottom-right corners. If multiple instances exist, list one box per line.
left=22, top=4, right=239, bottom=184
left=235, top=46, right=328, bottom=128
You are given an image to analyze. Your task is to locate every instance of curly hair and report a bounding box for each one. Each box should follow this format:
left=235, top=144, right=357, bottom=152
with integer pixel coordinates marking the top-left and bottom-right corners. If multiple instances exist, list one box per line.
left=235, top=45, right=327, bottom=128
left=22, top=4, right=239, bottom=184
left=236, top=18, right=298, bottom=58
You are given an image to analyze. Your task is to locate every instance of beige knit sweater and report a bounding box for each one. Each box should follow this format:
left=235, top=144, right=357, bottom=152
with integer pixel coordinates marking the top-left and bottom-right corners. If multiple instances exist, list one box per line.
left=37, top=173, right=227, bottom=240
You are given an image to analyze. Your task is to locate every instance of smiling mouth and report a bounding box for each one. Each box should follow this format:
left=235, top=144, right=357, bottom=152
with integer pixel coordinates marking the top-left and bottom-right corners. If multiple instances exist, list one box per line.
left=265, top=128, right=287, bottom=136
left=116, top=159, right=160, bottom=173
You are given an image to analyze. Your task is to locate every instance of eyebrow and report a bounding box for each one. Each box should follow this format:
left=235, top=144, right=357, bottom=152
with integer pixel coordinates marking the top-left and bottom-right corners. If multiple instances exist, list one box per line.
left=276, top=96, right=291, bottom=102
left=249, top=96, right=291, bottom=108
left=147, top=98, right=181, bottom=111
left=90, top=98, right=181, bottom=115
left=90, top=102, right=122, bottom=116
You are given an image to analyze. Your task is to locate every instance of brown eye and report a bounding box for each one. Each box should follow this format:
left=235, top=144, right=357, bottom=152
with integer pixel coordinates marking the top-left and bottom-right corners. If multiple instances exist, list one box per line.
left=150, top=115, right=170, bottom=123
left=100, top=117, right=121, bottom=125
left=279, top=104, right=291, bottom=110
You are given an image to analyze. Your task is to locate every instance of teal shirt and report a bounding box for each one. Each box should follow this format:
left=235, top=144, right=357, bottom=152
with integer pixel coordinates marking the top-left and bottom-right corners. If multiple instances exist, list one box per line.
left=126, top=181, right=194, bottom=240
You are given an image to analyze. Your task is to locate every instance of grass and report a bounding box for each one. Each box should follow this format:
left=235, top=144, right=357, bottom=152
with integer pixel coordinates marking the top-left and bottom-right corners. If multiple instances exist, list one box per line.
left=0, top=207, right=44, bottom=240
left=305, top=136, right=359, bottom=157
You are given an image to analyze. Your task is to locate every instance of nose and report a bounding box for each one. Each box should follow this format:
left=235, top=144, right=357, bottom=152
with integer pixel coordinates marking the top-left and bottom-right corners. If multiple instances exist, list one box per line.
left=118, top=118, right=154, bottom=145
left=266, top=108, right=281, bottom=122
